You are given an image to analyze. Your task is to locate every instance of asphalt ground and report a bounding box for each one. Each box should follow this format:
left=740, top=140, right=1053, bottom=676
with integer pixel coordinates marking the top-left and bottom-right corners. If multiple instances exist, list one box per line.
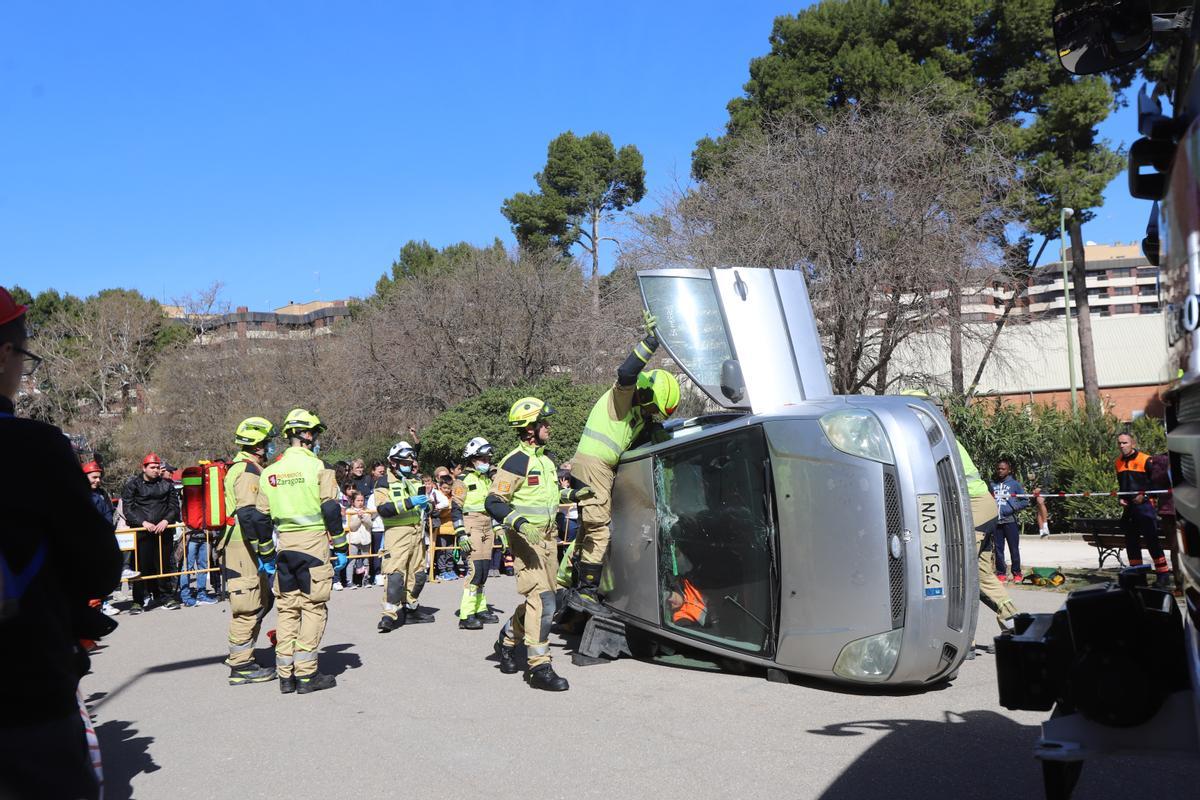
left=85, top=566, right=1200, bottom=800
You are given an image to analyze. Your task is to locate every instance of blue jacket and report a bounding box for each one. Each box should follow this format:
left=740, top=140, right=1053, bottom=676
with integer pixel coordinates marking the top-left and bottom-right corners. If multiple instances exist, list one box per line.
left=89, top=487, right=115, bottom=529
left=991, top=476, right=1028, bottom=523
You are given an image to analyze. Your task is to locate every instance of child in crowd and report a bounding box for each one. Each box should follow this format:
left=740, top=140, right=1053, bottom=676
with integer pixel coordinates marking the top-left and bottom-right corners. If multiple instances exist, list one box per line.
left=344, top=490, right=375, bottom=589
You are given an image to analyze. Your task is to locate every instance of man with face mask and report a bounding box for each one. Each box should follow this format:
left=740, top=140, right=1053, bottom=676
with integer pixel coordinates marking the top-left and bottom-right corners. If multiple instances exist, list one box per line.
left=451, top=437, right=504, bottom=630
left=218, top=417, right=279, bottom=686
left=374, top=440, right=432, bottom=631
left=567, top=311, right=680, bottom=612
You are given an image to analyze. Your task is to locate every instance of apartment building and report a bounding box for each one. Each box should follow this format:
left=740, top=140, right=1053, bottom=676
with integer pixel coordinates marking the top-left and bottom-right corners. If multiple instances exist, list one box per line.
left=164, top=299, right=352, bottom=342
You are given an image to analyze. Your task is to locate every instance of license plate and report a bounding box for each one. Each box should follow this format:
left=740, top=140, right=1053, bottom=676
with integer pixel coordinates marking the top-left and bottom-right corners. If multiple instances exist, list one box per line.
left=918, top=493, right=944, bottom=598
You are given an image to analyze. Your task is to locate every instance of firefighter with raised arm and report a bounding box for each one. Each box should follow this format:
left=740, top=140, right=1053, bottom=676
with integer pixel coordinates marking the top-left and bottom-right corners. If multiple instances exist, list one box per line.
left=219, top=416, right=278, bottom=686
left=254, top=409, right=347, bottom=694
left=568, top=310, right=679, bottom=611
left=451, top=437, right=503, bottom=630
left=487, top=398, right=572, bottom=691
left=374, top=440, right=433, bottom=631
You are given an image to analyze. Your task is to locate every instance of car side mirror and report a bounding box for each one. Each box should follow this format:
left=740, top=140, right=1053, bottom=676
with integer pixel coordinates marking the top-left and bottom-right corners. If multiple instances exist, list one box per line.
left=721, top=359, right=746, bottom=404
left=1053, top=0, right=1152, bottom=75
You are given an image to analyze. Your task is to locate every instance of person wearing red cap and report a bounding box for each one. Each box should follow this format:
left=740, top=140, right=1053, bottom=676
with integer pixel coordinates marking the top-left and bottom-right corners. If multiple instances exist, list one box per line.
left=121, top=451, right=182, bottom=612
left=83, top=461, right=129, bottom=617
left=0, top=286, right=122, bottom=800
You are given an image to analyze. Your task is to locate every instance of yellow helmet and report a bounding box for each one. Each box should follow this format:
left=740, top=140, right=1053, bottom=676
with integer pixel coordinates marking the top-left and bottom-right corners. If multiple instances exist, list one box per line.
left=637, top=369, right=681, bottom=418
left=234, top=416, right=277, bottom=447
left=508, top=396, right=555, bottom=428
left=281, top=408, right=325, bottom=437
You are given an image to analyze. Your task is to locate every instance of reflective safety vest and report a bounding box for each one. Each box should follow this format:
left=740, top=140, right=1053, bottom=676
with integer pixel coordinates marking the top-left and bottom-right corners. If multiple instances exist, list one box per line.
left=956, top=443, right=989, bottom=499
left=223, top=452, right=259, bottom=542
left=576, top=388, right=644, bottom=467
left=672, top=578, right=707, bottom=626
left=383, top=471, right=423, bottom=528
left=259, top=446, right=326, bottom=532
left=461, top=471, right=490, bottom=514
left=503, top=442, right=560, bottom=527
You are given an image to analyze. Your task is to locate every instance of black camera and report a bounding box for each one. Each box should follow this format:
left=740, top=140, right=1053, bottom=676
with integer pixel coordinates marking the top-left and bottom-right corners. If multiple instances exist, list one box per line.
left=996, top=568, right=1189, bottom=728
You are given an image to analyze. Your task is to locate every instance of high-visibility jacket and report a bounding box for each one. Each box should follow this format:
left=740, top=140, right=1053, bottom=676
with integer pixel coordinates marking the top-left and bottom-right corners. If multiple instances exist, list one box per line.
left=381, top=471, right=423, bottom=528
left=259, top=446, right=327, bottom=532
left=223, top=452, right=260, bottom=543
left=460, top=471, right=490, bottom=513
left=672, top=579, right=708, bottom=626
left=956, top=442, right=989, bottom=499
left=489, top=441, right=560, bottom=530
left=576, top=385, right=645, bottom=467
left=1116, top=449, right=1154, bottom=510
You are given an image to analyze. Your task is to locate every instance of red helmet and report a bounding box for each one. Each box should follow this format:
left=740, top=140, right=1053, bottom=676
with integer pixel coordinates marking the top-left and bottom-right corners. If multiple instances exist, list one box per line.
left=81, top=461, right=102, bottom=475
left=0, top=286, right=27, bottom=327
left=142, top=452, right=162, bottom=466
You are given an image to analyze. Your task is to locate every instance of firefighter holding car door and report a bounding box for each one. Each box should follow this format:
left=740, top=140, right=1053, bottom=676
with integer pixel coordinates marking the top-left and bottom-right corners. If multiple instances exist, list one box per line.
left=567, top=310, right=680, bottom=612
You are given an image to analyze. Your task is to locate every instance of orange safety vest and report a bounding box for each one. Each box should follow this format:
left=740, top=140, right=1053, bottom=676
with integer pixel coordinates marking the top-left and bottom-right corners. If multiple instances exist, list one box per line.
left=1115, top=450, right=1152, bottom=505
left=672, top=579, right=708, bottom=627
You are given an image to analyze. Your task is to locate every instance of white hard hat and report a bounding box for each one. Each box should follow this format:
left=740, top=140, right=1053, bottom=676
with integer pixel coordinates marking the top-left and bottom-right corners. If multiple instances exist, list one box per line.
left=388, top=441, right=415, bottom=461
left=462, top=437, right=494, bottom=460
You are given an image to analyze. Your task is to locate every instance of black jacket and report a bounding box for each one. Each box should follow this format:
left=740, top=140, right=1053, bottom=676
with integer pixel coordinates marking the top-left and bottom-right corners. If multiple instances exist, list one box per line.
left=120, top=473, right=180, bottom=529
left=0, top=396, right=122, bottom=726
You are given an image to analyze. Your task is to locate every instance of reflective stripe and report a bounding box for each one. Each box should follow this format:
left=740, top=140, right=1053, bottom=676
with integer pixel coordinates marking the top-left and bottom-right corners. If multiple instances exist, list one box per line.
left=581, top=427, right=622, bottom=456
left=527, top=643, right=551, bottom=656
left=634, top=342, right=652, bottom=361
left=511, top=504, right=557, bottom=518
left=279, top=513, right=323, bottom=527
left=275, top=654, right=295, bottom=665
left=294, top=650, right=319, bottom=662
left=383, top=602, right=399, bottom=612
left=228, top=639, right=255, bottom=652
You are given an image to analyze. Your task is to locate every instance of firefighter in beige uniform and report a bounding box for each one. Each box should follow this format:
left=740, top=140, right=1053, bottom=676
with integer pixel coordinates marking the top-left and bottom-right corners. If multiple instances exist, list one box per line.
left=569, top=311, right=679, bottom=610
left=374, top=440, right=433, bottom=632
left=960, top=442, right=1018, bottom=633
left=451, top=437, right=503, bottom=630
left=219, top=417, right=279, bottom=686
left=254, top=409, right=347, bottom=694
left=486, top=397, right=573, bottom=691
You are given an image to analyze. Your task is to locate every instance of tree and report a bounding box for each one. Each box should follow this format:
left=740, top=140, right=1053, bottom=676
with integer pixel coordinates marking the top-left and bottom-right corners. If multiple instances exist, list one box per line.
left=693, top=0, right=1133, bottom=406
left=373, top=238, right=507, bottom=300
left=629, top=97, right=1018, bottom=394
left=171, top=280, right=231, bottom=341
left=502, top=131, right=646, bottom=310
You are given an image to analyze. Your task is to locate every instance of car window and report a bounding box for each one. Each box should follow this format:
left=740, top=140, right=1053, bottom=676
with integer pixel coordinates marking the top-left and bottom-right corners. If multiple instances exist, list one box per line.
left=639, top=273, right=743, bottom=409
left=654, top=425, right=775, bottom=654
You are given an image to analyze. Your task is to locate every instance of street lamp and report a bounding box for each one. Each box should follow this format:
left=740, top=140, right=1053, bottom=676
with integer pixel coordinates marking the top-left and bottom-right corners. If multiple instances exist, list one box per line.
left=1060, top=207, right=1078, bottom=414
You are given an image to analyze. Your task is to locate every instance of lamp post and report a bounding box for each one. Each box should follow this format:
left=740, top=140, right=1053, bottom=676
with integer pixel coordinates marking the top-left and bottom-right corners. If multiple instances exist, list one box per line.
left=1060, top=207, right=1078, bottom=413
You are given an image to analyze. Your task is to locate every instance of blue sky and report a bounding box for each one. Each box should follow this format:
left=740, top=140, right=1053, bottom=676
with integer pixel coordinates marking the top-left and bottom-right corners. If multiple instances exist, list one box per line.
left=1, top=2, right=1152, bottom=310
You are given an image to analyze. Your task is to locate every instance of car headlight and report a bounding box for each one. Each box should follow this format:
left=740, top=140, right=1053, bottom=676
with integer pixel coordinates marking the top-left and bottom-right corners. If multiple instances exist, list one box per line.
left=819, top=409, right=894, bottom=464
left=833, top=629, right=903, bottom=682
left=909, top=405, right=944, bottom=446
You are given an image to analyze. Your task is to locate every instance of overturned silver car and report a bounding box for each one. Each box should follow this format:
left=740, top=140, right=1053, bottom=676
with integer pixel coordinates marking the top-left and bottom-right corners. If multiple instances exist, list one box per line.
left=592, top=267, right=978, bottom=686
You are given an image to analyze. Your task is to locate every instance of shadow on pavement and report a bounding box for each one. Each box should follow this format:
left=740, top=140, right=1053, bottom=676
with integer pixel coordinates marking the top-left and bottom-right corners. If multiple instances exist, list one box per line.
left=319, top=643, right=362, bottom=676
left=811, top=711, right=1039, bottom=799
left=93, top=717, right=160, bottom=800
left=87, top=655, right=227, bottom=711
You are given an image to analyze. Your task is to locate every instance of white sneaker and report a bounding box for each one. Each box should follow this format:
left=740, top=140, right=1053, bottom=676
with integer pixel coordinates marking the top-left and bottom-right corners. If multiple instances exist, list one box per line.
left=333, top=581, right=343, bottom=591
left=101, top=602, right=121, bottom=616
left=374, top=575, right=384, bottom=587
left=122, top=568, right=141, bottom=580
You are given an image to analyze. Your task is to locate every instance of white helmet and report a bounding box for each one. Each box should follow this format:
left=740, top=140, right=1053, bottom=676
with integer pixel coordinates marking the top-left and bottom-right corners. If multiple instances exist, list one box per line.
left=388, top=441, right=416, bottom=462
left=462, top=437, right=494, bottom=460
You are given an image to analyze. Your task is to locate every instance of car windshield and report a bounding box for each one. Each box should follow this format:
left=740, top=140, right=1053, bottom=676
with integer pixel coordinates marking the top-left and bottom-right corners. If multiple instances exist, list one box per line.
left=639, top=273, right=741, bottom=409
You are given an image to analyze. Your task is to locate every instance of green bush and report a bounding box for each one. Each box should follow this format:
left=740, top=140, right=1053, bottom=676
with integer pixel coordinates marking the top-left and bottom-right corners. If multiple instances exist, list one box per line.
left=417, top=377, right=609, bottom=471
left=944, top=398, right=1167, bottom=524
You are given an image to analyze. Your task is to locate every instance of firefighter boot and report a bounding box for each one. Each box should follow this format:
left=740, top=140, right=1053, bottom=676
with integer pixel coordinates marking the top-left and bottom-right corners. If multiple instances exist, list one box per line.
left=229, top=664, right=275, bottom=686
left=527, top=663, right=569, bottom=692
left=494, top=639, right=519, bottom=674
left=404, top=605, right=435, bottom=623
left=296, top=673, right=337, bottom=694
left=279, top=676, right=297, bottom=694
left=573, top=562, right=605, bottom=615
left=476, top=607, right=499, bottom=624
left=459, top=614, right=483, bottom=630
left=378, top=614, right=403, bottom=633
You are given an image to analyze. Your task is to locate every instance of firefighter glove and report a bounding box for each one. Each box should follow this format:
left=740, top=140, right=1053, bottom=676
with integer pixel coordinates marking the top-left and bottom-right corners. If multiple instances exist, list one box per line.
left=642, top=309, right=658, bottom=338
left=456, top=532, right=472, bottom=555
left=333, top=552, right=349, bottom=572
left=408, top=494, right=430, bottom=509
left=258, top=558, right=277, bottom=577
left=517, top=520, right=544, bottom=546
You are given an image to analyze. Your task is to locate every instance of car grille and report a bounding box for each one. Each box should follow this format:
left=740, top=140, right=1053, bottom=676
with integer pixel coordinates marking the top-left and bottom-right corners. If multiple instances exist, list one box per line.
left=1183, top=453, right=1197, bottom=487
left=936, top=456, right=967, bottom=631
left=1178, top=387, right=1200, bottom=424
left=884, top=471, right=905, bottom=628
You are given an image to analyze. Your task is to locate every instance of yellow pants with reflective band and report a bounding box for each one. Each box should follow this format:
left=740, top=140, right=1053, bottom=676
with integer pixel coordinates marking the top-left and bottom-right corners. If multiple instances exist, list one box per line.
left=571, top=453, right=615, bottom=566
left=381, top=524, right=424, bottom=620
left=502, top=526, right=558, bottom=668
left=459, top=513, right=495, bottom=617
left=970, top=493, right=1016, bottom=628
left=273, top=530, right=333, bottom=678
left=221, top=534, right=267, bottom=667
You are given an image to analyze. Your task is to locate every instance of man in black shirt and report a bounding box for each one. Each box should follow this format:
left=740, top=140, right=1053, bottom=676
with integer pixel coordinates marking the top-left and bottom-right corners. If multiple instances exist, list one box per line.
left=122, top=452, right=182, bottom=612
left=0, top=286, right=122, bottom=800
